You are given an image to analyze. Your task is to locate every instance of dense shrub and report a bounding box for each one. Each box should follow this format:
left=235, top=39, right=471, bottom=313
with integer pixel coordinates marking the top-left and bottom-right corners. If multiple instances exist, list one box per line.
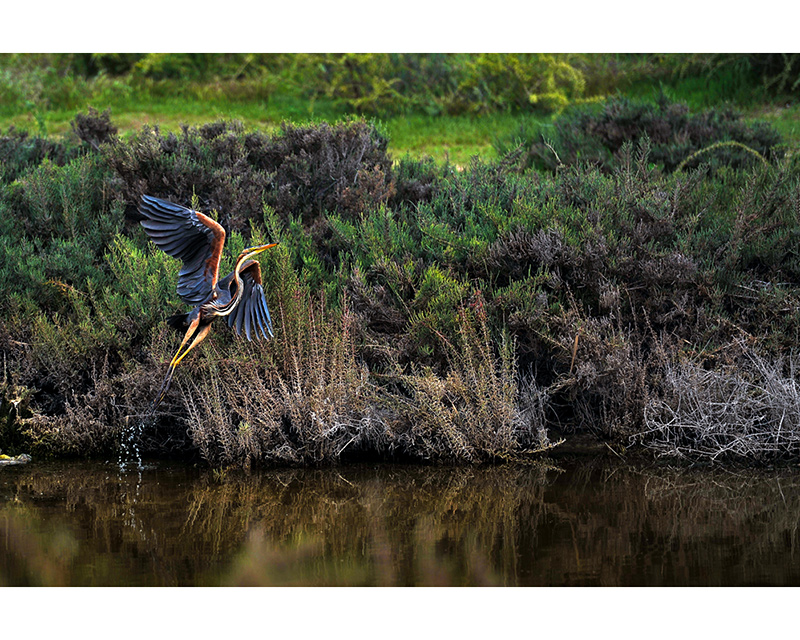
left=671, top=53, right=800, bottom=99
left=104, top=118, right=393, bottom=230
left=499, top=96, right=784, bottom=173
left=0, top=127, right=82, bottom=181
left=132, top=54, right=249, bottom=81
left=316, top=53, right=594, bottom=116
left=251, top=119, right=394, bottom=222
left=3, top=111, right=800, bottom=466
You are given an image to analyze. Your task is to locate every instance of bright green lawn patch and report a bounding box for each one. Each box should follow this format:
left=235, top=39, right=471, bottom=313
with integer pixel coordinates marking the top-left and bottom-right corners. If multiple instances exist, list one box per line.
left=1, top=96, right=539, bottom=166
left=745, top=104, right=800, bottom=145
left=385, top=113, right=545, bottom=166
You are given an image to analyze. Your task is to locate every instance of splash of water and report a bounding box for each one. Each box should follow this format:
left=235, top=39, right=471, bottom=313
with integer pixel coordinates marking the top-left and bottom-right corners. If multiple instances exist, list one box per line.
left=118, top=416, right=145, bottom=471
left=115, top=414, right=152, bottom=540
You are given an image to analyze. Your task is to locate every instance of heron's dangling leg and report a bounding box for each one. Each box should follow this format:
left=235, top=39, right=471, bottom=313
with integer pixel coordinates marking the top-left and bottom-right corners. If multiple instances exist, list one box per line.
left=152, top=322, right=213, bottom=410
left=171, top=322, right=212, bottom=370
left=150, top=316, right=207, bottom=412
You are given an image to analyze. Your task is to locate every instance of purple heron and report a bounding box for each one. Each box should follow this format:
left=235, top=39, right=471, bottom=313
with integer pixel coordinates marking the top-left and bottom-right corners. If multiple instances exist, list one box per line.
left=138, top=195, right=278, bottom=409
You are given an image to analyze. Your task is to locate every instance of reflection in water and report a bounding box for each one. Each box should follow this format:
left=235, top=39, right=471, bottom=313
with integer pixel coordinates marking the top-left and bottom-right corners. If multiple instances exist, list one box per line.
left=1, top=457, right=799, bottom=586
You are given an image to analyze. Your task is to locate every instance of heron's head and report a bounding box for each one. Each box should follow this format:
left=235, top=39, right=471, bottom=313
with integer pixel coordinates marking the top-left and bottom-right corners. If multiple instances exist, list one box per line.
left=235, top=242, right=279, bottom=272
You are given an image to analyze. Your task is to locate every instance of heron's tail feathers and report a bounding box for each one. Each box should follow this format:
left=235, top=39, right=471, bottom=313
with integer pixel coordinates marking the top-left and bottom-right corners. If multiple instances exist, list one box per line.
left=166, top=313, right=189, bottom=332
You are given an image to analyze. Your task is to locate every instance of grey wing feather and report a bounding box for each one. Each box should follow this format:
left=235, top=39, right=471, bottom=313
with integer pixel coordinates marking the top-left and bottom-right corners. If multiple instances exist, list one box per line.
left=138, top=195, right=221, bottom=305
left=227, top=270, right=274, bottom=341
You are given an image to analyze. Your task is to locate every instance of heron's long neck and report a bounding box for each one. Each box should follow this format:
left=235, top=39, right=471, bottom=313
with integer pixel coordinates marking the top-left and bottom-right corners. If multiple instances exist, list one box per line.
left=231, top=249, right=262, bottom=299
left=206, top=251, right=260, bottom=317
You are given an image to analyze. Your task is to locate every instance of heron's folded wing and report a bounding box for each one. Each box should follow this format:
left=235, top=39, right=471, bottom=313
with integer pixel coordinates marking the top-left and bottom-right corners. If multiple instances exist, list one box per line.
left=139, top=195, right=226, bottom=305
left=227, top=260, right=274, bottom=341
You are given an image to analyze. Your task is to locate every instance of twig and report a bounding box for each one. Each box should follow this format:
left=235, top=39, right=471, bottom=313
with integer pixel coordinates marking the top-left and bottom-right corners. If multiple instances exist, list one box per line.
left=542, top=137, right=564, bottom=168
left=569, top=333, right=579, bottom=374
left=676, top=140, right=768, bottom=173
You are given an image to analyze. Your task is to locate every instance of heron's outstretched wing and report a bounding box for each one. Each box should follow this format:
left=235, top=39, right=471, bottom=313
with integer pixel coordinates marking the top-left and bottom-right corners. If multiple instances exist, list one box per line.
left=227, top=260, right=274, bottom=340
left=138, top=195, right=226, bottom=305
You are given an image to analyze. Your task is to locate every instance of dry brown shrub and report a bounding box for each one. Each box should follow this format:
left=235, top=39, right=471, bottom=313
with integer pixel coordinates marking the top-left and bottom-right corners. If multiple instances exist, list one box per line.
left=20, top=357, right=122, bottom=456
left=640, top=344, right=800, bottom=461
left=181, top=292, right=394, bottom=468
left=395, top=299, right=555, bottom=462
left=171, top=290, right=557, bottom=468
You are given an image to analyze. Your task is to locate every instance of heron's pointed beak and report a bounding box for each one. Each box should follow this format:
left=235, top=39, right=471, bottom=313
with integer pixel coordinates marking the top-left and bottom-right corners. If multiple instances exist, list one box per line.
left=244, top=242, right=279, bottom=254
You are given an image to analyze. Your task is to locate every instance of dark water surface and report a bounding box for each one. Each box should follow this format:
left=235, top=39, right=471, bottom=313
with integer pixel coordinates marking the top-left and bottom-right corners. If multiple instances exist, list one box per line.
left=2, top=456, right=799, bottom=586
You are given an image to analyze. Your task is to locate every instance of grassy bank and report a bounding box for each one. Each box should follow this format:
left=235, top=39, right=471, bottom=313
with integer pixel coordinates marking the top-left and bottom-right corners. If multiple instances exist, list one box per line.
left=3, top=54, right=799, bottom=165
left=1, top=95, right=530, bottom=168
left=2, top=54, right=800, bottom=468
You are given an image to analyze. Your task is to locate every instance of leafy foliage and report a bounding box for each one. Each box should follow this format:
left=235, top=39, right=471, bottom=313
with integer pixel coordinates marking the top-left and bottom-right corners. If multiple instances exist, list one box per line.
left=312, top=53, right=594, bottom=116
left=499, top=95, right=784, bottom=173
left=457, top=53, right=588, bottom=114
left=2, top=108, right=800, bottom=465
left=103, top=118, right=393, bottom=230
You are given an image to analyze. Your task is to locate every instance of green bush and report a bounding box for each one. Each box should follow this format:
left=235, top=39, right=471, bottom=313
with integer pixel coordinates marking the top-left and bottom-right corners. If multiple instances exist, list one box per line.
left=300, top=53, right=593, bottom=116
left=104, top=118, right=393, bottom=230
left=132, top=53, right=258, bottom=81
left=456, top=53, right=587, bottom=114
left=3, top=113, right=800, bottom=465
left=499, top=95, right=784, bottom=173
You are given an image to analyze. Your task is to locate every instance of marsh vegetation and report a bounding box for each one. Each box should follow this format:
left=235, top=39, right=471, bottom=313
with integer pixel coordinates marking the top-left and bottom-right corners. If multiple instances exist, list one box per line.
left=2, top=54, right=800, bottom=467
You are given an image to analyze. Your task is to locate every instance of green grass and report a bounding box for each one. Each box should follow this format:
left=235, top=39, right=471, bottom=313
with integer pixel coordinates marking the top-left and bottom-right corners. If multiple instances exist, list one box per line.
left=2, top=92, right=542, bottom=166
left=3, top=54, right=800, bottom=166
left=384, top=112, right=546, bottom=166
left=746, top=103, right=800, bottom=144
left=2, top=92, right=328, bottom=137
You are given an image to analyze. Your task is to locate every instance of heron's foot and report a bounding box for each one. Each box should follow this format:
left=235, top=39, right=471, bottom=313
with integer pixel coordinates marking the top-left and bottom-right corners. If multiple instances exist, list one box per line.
left=147, top=367, right=177, bottom=415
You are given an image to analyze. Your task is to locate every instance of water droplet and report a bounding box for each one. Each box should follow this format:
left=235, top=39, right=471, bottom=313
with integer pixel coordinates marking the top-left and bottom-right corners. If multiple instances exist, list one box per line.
left=118, top=416, right=145, bottom=471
